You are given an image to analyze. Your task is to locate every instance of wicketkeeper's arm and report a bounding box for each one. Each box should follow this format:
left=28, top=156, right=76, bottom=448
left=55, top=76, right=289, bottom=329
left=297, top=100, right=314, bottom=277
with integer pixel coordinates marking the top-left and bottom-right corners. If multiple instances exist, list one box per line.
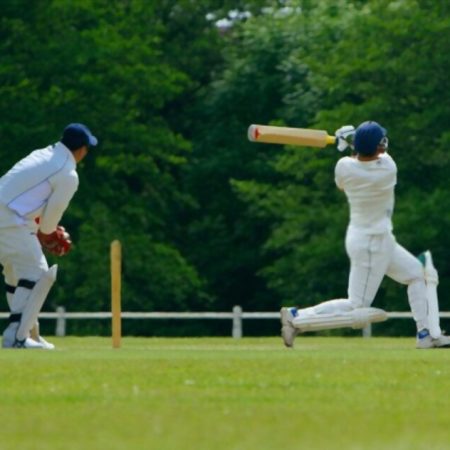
left=39, top=172, right=78, bottom=234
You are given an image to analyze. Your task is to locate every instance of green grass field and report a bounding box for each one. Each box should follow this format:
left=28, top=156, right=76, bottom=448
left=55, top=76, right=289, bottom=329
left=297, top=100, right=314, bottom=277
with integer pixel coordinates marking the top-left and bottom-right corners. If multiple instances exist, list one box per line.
left=1, top=336, right=449, bottom=450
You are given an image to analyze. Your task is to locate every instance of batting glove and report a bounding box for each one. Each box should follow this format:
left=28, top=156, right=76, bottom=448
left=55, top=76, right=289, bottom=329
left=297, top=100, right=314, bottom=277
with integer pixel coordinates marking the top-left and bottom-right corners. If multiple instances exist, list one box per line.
left=335, top=125, right=355, bottom=152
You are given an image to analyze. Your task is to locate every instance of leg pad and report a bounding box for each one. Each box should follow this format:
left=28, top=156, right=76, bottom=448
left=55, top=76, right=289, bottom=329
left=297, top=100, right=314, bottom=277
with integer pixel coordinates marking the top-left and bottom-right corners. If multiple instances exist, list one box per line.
left=292, top=307, right=388, bottom=332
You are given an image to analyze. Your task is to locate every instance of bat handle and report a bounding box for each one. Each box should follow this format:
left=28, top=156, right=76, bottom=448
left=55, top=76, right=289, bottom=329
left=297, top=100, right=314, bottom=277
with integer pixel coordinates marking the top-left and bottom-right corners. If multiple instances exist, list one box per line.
left=326, top=135, right=336, bottom=145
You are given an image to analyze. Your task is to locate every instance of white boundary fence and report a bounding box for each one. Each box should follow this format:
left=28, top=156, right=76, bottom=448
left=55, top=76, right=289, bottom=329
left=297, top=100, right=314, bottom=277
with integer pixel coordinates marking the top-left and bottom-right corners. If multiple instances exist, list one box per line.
left=1, top=306, right=450, bottom=338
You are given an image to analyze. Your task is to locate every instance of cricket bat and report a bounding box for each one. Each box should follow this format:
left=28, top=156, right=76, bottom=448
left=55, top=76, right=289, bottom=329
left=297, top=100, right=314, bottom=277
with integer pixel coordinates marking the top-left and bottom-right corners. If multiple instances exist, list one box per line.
left=248, top=124, right=336, bottom=148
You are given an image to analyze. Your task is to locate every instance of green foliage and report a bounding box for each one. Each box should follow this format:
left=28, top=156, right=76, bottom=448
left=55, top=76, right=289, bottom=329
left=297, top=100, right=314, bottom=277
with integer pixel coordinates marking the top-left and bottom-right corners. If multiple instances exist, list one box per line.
left=184, top=4, right=324, bottom=312
left=226, top=0, right=450, bottom=315
left=0, top=0, right=215, bottom=322
left=305, top=0, right=450, bottom=311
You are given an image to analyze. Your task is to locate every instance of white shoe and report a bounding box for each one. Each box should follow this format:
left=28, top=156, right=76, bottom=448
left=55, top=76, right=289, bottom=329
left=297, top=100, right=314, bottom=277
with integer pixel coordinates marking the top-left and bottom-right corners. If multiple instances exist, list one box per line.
left=280, top=307, right=298, bottom=348
left=2, top=322, right=55, bottom=350
left=12, top=337, right=45, bottom=349
left=35, top=336, right=55, bottom=350
left=416, top=329, right=450, bottom=349
left=432, top=334, right=450, bottom=348
left=3, top=322, right=45, bottom=349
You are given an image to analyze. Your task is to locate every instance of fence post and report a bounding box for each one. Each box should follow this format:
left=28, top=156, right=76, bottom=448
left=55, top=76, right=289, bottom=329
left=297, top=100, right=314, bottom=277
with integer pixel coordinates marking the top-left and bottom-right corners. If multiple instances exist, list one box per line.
left=232, top=305, right=242, bottom=339
left=362, top=323, right=372, bottom=338
left=55, top=306, right=66, bottom=337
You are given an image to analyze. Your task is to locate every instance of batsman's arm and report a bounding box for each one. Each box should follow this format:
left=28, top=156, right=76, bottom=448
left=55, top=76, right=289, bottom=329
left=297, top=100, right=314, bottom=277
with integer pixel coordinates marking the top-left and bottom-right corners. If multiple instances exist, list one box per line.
left=248, top=124, right=336, bottom=148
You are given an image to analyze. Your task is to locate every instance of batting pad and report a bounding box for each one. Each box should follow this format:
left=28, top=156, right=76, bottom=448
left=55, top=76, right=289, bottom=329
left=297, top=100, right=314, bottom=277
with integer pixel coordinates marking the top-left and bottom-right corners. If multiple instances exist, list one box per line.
left=421, top=251, right=441, bottom=338
left=16, top=265, right=57, bottom=341
left=292, top=307, right=388, bottom=332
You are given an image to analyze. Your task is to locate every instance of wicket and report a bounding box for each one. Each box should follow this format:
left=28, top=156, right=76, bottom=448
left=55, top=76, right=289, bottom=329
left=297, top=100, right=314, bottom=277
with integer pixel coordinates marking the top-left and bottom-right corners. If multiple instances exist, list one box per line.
left=111, top=240, right=122, bottom=348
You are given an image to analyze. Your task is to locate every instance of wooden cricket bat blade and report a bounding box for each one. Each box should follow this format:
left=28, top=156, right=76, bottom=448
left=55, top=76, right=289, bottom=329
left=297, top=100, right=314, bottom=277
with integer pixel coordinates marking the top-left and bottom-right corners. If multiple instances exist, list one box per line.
left=248, top=124, right=336, bottom=148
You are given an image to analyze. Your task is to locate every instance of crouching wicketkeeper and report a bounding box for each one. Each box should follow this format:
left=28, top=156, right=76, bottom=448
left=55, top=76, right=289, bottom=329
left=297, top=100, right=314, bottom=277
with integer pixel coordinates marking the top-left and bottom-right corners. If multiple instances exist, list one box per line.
left=0, top=123, right=97, bottom=349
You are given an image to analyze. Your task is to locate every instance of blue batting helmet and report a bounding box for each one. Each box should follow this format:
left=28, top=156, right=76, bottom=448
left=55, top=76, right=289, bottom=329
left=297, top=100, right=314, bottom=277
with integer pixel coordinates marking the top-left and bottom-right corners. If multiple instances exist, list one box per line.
left=354, top=121, right=387, bottom=156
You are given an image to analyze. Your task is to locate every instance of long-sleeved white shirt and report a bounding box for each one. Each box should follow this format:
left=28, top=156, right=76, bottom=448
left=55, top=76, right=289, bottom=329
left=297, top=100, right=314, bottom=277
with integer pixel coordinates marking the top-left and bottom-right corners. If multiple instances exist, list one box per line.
left=335, top=153, right=397, bottom=234
left=0, top=142, right=79, bottom=233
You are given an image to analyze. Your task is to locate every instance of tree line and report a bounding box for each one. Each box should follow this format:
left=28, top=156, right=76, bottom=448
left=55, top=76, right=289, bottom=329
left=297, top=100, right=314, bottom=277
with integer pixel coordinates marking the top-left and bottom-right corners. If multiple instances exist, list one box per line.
left=1, top=0, right=449, bottom=336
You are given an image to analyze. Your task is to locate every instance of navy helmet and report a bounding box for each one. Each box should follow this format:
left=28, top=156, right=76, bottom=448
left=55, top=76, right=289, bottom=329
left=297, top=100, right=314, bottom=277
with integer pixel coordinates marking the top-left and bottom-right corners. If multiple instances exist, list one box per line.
left=354, top=121, right=387, bottom=156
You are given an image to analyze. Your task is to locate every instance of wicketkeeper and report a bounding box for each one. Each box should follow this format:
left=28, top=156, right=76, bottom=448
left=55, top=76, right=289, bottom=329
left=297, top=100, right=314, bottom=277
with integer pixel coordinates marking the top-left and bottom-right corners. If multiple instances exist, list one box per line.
left=0, top=123, right=97, bottom=349
left=281, top=121, right=450, bottom=349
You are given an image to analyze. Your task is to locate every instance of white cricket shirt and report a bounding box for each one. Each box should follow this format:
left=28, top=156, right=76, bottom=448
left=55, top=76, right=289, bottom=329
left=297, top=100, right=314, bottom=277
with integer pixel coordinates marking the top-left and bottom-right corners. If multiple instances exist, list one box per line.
left=335, top=153, right=397, bottom=234
left=0, top=142, right=79, bottom=233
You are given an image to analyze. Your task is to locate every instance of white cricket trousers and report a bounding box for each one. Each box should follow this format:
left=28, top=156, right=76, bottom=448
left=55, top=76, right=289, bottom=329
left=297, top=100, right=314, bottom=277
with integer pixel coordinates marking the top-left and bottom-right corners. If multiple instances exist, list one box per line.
left=305, top=229, right=428, bottom=331
left=0, top=205, right=48, bottom=314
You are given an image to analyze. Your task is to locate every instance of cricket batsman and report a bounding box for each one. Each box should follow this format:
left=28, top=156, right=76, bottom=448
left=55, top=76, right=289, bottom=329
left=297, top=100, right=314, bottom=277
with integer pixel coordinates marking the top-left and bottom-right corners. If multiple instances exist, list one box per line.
left=281, top=121, right=450, bottom=349
left=0, top=123, right=97, bottom=349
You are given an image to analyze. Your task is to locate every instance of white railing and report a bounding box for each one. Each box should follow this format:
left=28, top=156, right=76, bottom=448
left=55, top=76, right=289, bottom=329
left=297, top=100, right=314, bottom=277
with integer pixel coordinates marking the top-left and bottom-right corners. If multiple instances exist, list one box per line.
left=1, top=306, right=449, bottom=338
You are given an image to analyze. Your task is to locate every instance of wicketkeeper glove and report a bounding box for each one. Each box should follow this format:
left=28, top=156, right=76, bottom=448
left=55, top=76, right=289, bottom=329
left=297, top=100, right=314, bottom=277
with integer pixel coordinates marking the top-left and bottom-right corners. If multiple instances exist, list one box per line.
left=335, top=125, right=355, bottom=152
left=37, top=225, right=72, bottom=256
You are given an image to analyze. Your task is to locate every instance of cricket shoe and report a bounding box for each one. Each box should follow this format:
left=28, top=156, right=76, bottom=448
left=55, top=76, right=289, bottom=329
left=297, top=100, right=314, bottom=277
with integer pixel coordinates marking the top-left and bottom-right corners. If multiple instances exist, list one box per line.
left=416, top=329, right=450, bottom=349
left=2, top=322, right=45, bottom=349
left=280, top=307, right=298, bottom=348
left=34, top=336, right=55, bottom=350
left=12, top=338, right=45, bottom=349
